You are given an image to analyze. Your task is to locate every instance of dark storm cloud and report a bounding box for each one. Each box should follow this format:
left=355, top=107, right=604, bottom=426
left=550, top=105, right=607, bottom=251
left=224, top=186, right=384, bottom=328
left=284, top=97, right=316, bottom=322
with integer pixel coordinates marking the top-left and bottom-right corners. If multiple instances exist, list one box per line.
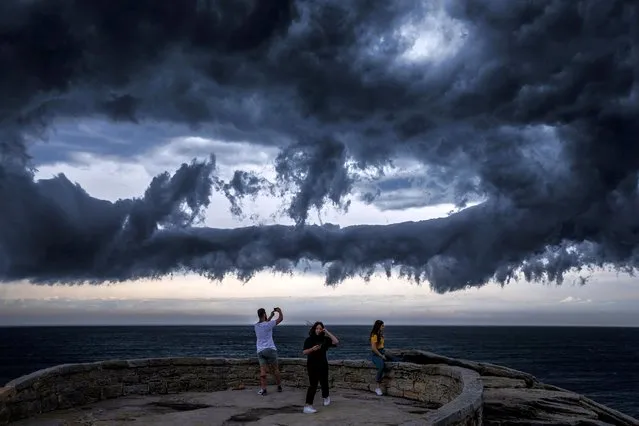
left=0, top=0, right=638, bottom=292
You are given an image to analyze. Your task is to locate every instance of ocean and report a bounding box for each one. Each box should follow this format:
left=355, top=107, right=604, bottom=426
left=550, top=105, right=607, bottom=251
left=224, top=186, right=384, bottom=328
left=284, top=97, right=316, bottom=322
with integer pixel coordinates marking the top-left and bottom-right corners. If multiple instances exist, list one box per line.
left=1, top=325, right=637, bottom=418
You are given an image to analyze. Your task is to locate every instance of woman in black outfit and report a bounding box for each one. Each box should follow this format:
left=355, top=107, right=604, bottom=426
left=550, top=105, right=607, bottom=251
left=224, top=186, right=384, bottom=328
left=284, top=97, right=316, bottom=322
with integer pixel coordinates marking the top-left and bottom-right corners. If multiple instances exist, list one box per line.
left=302, top=321, right=339, bottom=414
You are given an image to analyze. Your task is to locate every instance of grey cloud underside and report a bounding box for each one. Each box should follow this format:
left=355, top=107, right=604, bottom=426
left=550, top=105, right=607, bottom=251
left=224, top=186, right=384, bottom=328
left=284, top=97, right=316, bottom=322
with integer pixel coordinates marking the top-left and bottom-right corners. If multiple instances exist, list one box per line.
left=1, top=0, right=639, bottom=292
left=2, top=158, right=639, bottom=293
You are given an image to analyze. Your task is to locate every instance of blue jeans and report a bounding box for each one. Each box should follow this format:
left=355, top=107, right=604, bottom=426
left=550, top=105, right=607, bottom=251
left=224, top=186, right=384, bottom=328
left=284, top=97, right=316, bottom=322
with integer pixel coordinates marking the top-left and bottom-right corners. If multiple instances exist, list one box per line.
left=371, top=349, right=391, bottom=383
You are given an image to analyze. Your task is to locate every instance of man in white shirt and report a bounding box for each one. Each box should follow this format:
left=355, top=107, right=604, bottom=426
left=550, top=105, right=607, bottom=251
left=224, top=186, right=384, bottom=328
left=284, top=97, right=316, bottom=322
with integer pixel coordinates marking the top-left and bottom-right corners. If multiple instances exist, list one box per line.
left=254, top=306, right=284, bottom=395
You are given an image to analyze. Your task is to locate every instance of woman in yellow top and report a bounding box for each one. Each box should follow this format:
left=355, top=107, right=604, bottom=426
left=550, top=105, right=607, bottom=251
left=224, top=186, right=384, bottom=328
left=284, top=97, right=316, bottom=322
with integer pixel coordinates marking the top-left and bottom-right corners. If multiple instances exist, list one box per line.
left=370, top=319, right=389, bottom=396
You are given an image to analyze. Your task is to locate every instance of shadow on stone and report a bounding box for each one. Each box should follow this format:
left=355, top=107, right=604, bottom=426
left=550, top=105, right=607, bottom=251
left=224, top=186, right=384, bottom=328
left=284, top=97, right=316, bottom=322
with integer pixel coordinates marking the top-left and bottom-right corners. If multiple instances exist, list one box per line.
left=149, top=401, right=212, bottom=411
left=224, top=405, right=301, bottom=423
left=392, top=399, right=441, bottom=408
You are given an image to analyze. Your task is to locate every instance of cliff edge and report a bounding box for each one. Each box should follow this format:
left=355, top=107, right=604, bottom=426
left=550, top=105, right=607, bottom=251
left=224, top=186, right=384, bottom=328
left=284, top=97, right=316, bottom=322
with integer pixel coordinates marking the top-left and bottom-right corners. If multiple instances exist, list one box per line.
left=388, top=349, right=639, bottom=426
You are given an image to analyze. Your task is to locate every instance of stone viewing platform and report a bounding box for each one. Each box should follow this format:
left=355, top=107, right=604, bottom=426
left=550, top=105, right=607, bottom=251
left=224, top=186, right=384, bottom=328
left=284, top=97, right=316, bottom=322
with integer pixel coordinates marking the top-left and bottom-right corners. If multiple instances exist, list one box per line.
left=0, top=350, right=636, bottom=426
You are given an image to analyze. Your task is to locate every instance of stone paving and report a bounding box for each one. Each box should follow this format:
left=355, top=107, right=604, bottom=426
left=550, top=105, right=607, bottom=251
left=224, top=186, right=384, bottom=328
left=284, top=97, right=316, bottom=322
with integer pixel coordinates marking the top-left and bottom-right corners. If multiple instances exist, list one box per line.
left=12, top=387, right=437, bottom=426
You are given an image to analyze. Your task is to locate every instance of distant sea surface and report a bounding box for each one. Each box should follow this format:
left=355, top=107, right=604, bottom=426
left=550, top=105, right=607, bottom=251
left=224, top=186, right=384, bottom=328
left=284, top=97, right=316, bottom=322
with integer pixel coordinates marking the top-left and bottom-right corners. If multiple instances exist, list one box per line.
left=1, top=326, right=637, bottom=418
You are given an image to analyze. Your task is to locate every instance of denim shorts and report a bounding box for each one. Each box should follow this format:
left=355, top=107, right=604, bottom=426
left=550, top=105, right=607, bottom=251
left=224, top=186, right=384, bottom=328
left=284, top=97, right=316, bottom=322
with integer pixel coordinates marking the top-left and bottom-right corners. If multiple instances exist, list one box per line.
left=257, top=348, right=278, bottom=366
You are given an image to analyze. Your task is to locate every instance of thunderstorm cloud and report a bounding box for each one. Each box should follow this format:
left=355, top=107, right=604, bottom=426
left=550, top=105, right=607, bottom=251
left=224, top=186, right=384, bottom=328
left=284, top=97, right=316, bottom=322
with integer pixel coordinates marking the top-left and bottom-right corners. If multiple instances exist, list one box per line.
left=0, top=0, right=638, bottom=293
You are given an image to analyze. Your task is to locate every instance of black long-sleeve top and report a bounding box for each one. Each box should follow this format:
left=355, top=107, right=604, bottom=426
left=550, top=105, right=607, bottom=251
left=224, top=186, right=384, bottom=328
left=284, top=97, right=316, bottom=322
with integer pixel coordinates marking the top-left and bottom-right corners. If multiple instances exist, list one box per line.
left=303, top=333, right=336, bottom=367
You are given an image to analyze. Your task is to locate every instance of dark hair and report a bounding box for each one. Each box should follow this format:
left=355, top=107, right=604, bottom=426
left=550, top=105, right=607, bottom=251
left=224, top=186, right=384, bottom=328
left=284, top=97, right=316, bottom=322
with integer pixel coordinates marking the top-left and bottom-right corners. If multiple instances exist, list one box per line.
left=308, top=321, right=325, bottom=336
left=257, top=308, right=266, bottom=319
left=370, top=320, right=384, bottom=343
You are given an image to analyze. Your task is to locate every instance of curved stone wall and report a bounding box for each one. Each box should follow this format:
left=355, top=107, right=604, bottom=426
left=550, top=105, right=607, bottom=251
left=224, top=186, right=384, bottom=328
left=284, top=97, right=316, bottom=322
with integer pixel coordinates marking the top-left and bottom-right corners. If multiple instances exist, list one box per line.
left=0, top=357, right=483, bottom=425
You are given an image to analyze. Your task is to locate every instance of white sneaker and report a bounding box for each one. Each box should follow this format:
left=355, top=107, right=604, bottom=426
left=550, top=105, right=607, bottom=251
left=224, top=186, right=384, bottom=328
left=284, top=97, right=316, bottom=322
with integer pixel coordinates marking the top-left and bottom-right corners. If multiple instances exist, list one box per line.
left=323, top=397, right=331, bottom=406
left=375, top=388, right=383, bottom=396
left=303, top=405, right=317, bottom=414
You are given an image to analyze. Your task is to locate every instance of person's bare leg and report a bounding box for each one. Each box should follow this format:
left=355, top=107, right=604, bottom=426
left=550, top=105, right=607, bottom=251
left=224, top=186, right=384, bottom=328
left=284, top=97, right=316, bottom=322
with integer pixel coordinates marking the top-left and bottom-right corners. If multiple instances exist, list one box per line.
left=259, top=364, right=268, bottom=390
left=271, top=363, right=282, bottom=386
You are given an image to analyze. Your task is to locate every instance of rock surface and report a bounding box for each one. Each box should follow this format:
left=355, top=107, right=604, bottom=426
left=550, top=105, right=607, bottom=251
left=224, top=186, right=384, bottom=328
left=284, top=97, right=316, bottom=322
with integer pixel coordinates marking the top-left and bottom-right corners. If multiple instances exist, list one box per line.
left=1, top=351, right=636, bottom=426
left=10, top=388, right=436, bottom=426
left=388, top=349, right=639, bottom=426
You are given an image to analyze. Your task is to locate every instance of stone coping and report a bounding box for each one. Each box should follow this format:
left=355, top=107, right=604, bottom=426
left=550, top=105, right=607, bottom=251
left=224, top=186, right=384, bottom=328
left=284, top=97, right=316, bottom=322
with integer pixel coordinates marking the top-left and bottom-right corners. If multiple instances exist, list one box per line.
left=0, top=357, right=483, bottom=426
left=423, top=365, right=482, bottom=426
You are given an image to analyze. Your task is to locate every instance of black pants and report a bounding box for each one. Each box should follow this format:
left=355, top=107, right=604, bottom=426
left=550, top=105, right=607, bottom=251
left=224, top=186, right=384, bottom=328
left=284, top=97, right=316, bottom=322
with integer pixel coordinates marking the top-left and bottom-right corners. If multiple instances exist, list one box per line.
left=305, top=363, right=329, bottom=405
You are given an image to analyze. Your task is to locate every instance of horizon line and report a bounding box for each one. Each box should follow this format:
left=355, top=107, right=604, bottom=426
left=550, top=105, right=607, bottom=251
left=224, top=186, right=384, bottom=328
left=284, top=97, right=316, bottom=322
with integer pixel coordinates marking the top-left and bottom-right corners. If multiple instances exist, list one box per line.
left=1, top=323, right=638, bottom=328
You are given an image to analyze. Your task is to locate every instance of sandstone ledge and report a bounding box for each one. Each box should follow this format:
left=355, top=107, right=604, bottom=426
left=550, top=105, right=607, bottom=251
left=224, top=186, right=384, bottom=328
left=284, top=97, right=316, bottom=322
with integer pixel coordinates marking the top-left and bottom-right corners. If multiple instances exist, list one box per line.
left=0, top=356, right=481, bottom=426
left=387, top=349, right=639, bottom=426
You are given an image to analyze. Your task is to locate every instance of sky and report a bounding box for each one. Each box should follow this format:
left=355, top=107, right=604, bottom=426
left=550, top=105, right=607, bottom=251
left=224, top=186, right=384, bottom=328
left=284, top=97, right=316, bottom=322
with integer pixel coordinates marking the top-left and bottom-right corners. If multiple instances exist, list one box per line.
left=1, top=0, right=638, bottom=326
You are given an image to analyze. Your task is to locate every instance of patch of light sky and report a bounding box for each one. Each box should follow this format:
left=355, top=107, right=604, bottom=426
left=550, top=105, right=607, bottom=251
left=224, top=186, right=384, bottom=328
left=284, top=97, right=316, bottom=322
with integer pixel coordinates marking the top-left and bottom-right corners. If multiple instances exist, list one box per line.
left=0, top=125, right=633, bottom=326
left=396, top=3, right=467, bottom=65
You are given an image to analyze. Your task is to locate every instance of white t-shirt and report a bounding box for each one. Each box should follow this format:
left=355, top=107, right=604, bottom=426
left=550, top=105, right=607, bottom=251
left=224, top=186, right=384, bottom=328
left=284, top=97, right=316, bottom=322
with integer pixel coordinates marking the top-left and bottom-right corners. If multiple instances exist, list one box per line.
left=254, top=319, right=277, bottom=352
